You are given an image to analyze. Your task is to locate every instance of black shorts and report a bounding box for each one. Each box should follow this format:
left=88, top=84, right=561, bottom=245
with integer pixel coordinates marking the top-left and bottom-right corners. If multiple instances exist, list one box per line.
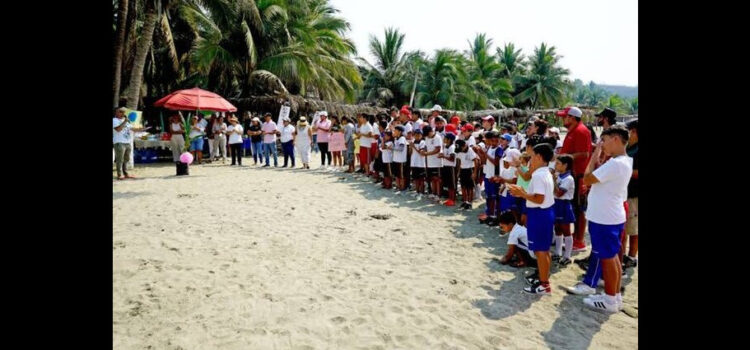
left=572, top=174, right=588, bottom=213
left=391, top=162, right=405, bottom=178
left=459, top=168, right=475, bottom=189
left=442, top=166, right=456, bottom=190
left=383, top=162, right=393, bottom=177
left=427, top=167, right=440, bottom=179
left=412, top=167, right=426, bottom=180
left=374, top=154, right=384, bottom=172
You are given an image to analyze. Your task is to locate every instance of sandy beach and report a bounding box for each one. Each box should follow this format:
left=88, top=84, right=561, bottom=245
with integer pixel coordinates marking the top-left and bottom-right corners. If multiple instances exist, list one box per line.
left=113, top=153, right=637, bottom=349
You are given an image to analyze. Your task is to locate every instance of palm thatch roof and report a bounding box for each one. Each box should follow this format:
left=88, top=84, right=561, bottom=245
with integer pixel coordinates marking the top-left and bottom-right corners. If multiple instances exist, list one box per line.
left=229, top=95, right=386, bottom=120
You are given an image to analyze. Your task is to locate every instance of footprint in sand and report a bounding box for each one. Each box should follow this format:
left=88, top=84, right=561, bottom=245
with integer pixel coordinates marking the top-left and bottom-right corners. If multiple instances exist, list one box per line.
left=330, top=316, right=347, bottom=324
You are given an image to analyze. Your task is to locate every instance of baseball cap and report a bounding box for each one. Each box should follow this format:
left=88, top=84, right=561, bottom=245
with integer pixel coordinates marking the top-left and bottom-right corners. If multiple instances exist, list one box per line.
left=431, top=104, right=442, bottom=112
left=500, top=133, right=512, bottom=142
left=503, top=148, right=521, bottom=163
left=557, top=107, right=582, bottom=118
left=595, top=107, right=617, bottom=120
left=444, top=124, right=457, bottom=135
left=444, top=132, right=456, bottom=141
left=400, top=106, right=411, bottom=116
left=413, top=128, right=423, bottom=134
left=319, top=111, right=328, bottom=117
left=549, top=127, right=560, bottom=134
left=450, top=115, right=461, bottom=125
left=481, top=115, right=495, bottom=123
left=394, top=125, right=405, bottom=132
left=461, top=124, right=474, bottom=132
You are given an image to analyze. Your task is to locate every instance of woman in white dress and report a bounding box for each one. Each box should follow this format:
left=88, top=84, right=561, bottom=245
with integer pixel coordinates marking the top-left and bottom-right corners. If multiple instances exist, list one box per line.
left=295, top=116, right=314, bottom=169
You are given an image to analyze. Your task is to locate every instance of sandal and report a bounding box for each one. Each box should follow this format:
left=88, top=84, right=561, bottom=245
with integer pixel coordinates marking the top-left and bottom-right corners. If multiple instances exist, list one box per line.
left=509, top=260, right=527, bottom=268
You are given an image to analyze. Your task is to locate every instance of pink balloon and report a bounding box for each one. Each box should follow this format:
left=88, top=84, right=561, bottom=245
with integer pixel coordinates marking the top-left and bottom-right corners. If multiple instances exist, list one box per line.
left=179, top=152, right=194, bottom=164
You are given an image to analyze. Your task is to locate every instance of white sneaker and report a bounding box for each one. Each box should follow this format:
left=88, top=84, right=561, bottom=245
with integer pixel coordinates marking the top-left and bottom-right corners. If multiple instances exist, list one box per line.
left=564, top=283, right=596, bottom=296
left=597, top=279, right=605, bottom=288
left=583, top=294, right=620, bottom=314
left=584, top=293, right=623, bottom=310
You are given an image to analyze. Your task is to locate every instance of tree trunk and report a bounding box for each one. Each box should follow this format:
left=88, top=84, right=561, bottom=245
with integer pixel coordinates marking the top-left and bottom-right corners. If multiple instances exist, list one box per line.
left=112, top=0, right=129, bottom=108
left=124, top=4, right=159, bottom=110
left=120, top=0, right=137, bottom=100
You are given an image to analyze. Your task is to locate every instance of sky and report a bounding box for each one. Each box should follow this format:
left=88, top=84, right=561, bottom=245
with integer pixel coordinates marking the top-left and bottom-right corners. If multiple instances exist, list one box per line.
left=329, top=0, right=638, bottom=86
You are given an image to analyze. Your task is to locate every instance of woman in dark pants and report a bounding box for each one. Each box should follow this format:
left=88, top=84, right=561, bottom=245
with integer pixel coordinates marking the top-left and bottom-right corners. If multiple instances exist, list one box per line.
left=227, top=115, right=244, bottom=166
left=313, top=111, right=332, bottom=167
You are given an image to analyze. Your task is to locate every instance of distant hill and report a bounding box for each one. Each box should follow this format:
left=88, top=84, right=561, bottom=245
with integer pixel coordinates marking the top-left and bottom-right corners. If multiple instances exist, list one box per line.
left=597, top=84, right=638, bottom=98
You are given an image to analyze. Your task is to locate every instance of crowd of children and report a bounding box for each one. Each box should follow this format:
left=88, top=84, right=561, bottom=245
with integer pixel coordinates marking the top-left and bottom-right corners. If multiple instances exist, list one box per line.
left=340, top=105, right=638, bottom=314
left=125, top=105, right=638, bottom=314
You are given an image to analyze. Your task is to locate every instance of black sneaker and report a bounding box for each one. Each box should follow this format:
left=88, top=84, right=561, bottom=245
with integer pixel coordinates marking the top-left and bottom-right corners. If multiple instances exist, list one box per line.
left=551, top=254, right=562, bottom=263
left=525, top=271, right=539, bottom=285
left=486, top=217, right=499, bottom=227
left=558, top=257, right=572, bottom=267
left=523, top=280, right=551, bottom=295
left=623, top=255, right=638, bottom=269
left=575, top=255, right=591, bottom=270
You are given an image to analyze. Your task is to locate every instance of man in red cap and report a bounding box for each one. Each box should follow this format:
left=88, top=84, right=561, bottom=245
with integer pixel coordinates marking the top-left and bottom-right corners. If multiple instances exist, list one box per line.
left=557, top=107, right=592, bottom=252
left=481, top=115, right=496, bottom=133
left=450, top=115, right=461, bottom=128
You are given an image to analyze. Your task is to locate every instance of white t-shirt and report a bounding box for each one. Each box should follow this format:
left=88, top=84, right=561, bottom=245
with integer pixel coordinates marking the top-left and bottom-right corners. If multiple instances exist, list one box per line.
left=402, top=122, right=413, bottom=135
left=393, top=136, right=407, bottom=163
left=499, top=165, right=517, bottom=196
left=425, top=134, right=443, bottom=168
left=464, top=135, right=477, bottom=147
left=227, top=124, right=244, bottom=144
left=457, top=148, right=477, bottom=169
left=213, top=122, right=227, bottom=137
left=507, top=224, right=534, bottom=256
left=586, top=155, right=633, bottom=225
left=382, top=141, right=393, bottom=163
left=509, top=137, right=519, bottom=149
left=112, top=117, right=131, bottom=144
left=280, top=124, right=296, bottom=143
left=526, top=166, right=555, bottom=209
left=442, top=144, right=456, bottom=167
left=358, top=123, right=373, bottom=146
left=171, top=122, right=182, bottom=132
left=411, top=139, right=426, bottom=167
left=370, top=123, right=380, bottom=146
left=414, top=119, right=424, bottom=131
left=483, top=146, right=501, bottom=177
left=555, top=173, right=575, bottom=200
left=189, top=121, right=206, bottom=139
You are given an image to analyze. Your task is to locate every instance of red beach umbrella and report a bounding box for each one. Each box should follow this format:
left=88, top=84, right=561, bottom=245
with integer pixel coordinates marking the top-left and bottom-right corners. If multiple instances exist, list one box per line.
left=153, top=87, right=237, bottom=112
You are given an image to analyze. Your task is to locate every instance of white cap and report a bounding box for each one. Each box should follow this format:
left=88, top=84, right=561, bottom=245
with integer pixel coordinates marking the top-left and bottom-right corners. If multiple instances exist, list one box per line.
left=549, top=127, right=560, bottom=134
left=503, top=148, right=522, bottom=163
left=567, top=107, right=582, bottom=118
left=319, top=111, right=328, bottom=117
left=431, top=104, right=442, bottom=112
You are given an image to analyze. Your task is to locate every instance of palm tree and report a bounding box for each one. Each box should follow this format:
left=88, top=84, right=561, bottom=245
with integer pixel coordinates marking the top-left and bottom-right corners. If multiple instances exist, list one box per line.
left=496, top=42, right=526, bottom=81
left=628, top=97, right=638, bottom=114
left=414, top=49, right=470, bottom=110
left=358, top=27, right=411, bottom=107
left=123, top=0, right=170, bottom=110
left=514, top=43, right=570, bottom=109
left=112, top=0, right=129, bottom=108
left=465, top=33, right=512, bottom=109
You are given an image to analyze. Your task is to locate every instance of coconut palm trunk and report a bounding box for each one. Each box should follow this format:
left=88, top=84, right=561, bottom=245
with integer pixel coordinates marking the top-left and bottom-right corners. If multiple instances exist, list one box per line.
left=112, top=0, right=128, bottom=108
left=124, top=2, right=159, bottom=110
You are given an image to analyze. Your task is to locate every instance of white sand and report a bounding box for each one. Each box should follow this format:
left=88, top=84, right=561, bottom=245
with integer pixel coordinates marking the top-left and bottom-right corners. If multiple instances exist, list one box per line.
left=113, top=153, right=637, bottom=349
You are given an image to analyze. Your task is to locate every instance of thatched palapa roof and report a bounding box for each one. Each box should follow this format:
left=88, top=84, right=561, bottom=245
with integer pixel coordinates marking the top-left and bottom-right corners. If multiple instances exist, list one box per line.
left=229, top=95, right=386, bottom=120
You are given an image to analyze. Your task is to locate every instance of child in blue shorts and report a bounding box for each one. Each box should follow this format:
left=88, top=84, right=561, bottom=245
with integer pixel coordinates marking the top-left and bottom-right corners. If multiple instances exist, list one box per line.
left=508, top=143, right=556, bottom=296
left=563, top=126, right=633, bottom=314
left=552, top=154, right=575, bottom=266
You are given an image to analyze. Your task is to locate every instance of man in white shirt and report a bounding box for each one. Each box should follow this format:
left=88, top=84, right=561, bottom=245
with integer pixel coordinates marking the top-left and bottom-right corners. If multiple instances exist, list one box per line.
left=508, top=143, right=556, bottom=296
left=356, top=114, right=374, bottom=176
left=112, top=107, right=148, bottom=180
left=280, top=118, right=297, bottom=168
left=564, top=126, right=633, bottom=314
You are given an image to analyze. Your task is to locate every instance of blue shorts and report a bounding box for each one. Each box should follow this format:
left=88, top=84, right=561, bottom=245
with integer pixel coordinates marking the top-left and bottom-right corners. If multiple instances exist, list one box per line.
left=500, top=194, right=518, bottom=212
left=190, top=138, right=204, bottom=151
left=526, top=206, right=555, bottom=252
left=589, top=221, right=625, bottom=259
left=484, top=177, right=499, bottom=199
left=517, top=197, right=527, bottom=214
left=554, top=199, right=576, bottom=224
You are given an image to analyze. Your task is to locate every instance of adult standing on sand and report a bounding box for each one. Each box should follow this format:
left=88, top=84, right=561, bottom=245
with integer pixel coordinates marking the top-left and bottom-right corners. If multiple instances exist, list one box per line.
left=113, top=107, right=148, bottom=180
left=212, top=115, right=227, bottom=163
left=314, top=111, right=333, bottom=168
left=227, top=115, right=244, bottom=166
left=169, top=112, right=186, bottom=163
left=246, top=117, right=263, bottom=165
left=261, top=113, right=279, bottom=167
left=556, top=107, right=592, bottom=253
left=296, top=116, right=313, bottom=169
